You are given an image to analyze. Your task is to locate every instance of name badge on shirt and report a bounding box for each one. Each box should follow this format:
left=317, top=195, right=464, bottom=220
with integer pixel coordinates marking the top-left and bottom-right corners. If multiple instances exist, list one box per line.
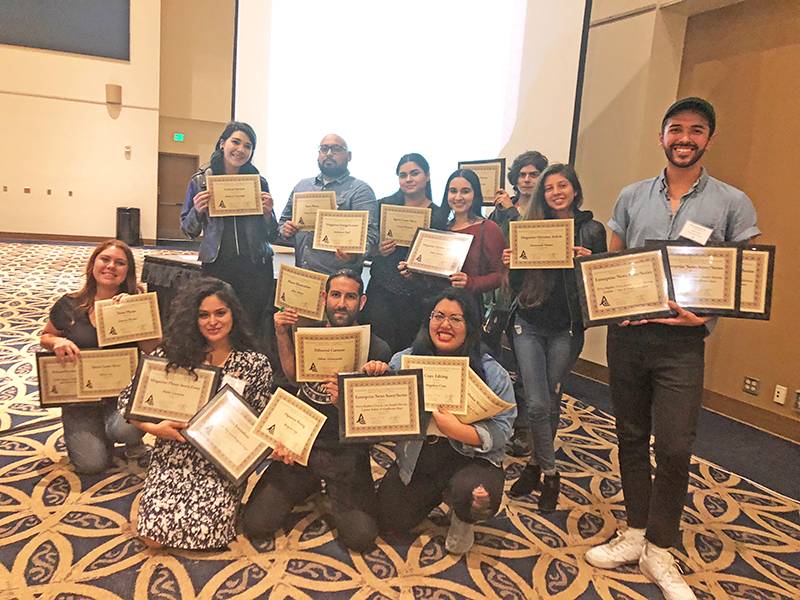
left=221, top=375, right=247, bottom=395
left=678, top=220, right=713, bottom=245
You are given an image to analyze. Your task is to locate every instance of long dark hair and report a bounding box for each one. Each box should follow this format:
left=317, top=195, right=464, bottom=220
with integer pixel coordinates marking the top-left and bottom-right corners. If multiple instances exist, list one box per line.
left=70, top=239, right=137, bottom=312
left=411, top=288, right=485, bottom=379
left=396, top=153, right=433, bottom=200
left=517, top=163, right=583, bottom=309
left=208, top=121, right=260, bottom=175
left=442, top=169, right=485, bottom=223
left=162, top=278, right=256, bottom=370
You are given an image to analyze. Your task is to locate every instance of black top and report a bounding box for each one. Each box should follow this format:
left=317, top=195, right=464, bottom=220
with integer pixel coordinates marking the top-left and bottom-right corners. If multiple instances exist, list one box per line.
left=219, top=176, right=271, bottom=261
left=49, top=295, right=99, bottom=348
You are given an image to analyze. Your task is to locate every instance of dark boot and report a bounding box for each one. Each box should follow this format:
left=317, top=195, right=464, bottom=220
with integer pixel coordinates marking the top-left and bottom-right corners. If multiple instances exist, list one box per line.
left=538, top=472, right=560, bottom=513
left=509, top=464, right=541, bottom=497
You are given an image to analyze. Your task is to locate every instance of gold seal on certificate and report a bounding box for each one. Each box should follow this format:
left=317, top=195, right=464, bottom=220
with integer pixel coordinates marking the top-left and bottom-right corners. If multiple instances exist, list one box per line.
left=380, top=204, right=432, bottom=247
left=126, top=355, right=221, bottom=423
left=292, top=191, right=337, bottom=230
left=509, top=219, right=575, bottom=269
left=665, top=245, right=739, bottom=315
left=36, top=353, right=99, bottom=407
left=294, top=325, right=370, bottom=382
left=76, top=348, right=139, bottom=398
left=457, top=158, right=506, bottom=205
left=575, top=248, right=674, bottom=327
left=738, top=245, right=775, bottom=319
left=400, top=355, right=468, bottom=414
left=406, top=229, right=474, bottom=278
left=184, top=386, right=270, bottom=485
left=274, top=265, right=327, bottom=321
left=338, top=370, right=426, bottom=443
left=95, top=292, right=162, bottom=347
left=251, top=387, right=326, bottom=466
left=312, top=209, right=369, bottom=253
left=206, top=174, right=262, bottom=217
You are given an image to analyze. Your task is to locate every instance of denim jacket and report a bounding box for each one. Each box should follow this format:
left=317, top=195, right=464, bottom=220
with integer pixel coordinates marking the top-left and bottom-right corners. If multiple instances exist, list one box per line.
left=389, top=349, right=517, bottom=484
left=180, top=168, right=278, bottom=264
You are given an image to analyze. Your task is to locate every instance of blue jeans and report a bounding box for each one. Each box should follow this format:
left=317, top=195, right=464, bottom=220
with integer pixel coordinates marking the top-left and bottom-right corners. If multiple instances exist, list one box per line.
left=512, top=315, right=584, bottom=472
left=61, top=398, right=143, bottom=474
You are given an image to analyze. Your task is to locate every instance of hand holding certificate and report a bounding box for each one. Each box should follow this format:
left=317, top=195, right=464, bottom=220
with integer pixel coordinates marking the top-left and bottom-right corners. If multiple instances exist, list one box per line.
left=292, top=191, right=336, bottom=230
left=406, top=229, right=474, bottom=278
left=380, top=205, right=431, bottom=247
left=274, top=265, right=328, bottom=321
left=251, top=388, right=326, bottom=466
left=509, top=219, right=574, bottom=269
left=95, top=292, right=162, bottom=346
left=294, top=325, right=370, bottom=382
left=206, top=174, right=263, bottom=217
left=312, top=209, right=369, bottom=253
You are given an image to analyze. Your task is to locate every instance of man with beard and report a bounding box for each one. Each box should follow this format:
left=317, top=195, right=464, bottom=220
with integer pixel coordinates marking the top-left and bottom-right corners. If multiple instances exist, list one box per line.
left=242, top=269, right=391, bottom=552
left=585, top=98, right=759, bottom=600
left=279, top=134, right=378, bottom=275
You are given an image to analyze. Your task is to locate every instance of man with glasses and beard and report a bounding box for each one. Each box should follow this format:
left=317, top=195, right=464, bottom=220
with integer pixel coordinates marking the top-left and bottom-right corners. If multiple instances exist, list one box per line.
left=242, top=269, right=390, bottom=552
left=279, top=134, right=378, bottom=275
left=585, top=98, right=759, bottom=600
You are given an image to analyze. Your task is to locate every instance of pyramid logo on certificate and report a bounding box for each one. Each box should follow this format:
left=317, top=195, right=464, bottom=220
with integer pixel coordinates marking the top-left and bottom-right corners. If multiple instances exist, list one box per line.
left=519, top=250, right=527, bottom=260
left=356, top=413, right=366, bottom=425
left=109, top=327, right=117, bottom=335
left=600, top=296, right=610, bottom=307
left=267, top=424, right=276, bottom=435
left=145, top=394, right=154, bottom=405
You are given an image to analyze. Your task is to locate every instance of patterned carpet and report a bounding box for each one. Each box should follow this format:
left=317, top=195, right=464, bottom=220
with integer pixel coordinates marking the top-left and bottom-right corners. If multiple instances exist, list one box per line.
left=0, top=240, right=798, bottom=599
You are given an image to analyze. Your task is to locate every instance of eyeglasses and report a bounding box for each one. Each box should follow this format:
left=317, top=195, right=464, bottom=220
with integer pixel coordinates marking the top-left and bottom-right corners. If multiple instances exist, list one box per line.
left=430, top=311, right=465, bottom=328
left=319, top=144, right=348, bottom=155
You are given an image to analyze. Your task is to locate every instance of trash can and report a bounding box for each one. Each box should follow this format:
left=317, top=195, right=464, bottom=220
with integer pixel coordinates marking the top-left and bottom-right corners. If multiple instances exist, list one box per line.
left=116, top=207, right=142, bottom=246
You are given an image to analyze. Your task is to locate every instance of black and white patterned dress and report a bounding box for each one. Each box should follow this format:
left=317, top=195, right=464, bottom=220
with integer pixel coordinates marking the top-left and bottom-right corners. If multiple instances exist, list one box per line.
left=118, top=348, right=273, bottom=549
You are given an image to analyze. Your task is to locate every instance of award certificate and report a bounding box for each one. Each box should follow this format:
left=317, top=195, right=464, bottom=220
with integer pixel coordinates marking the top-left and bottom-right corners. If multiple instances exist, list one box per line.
left=738, top=245, right=775, bottom=319
left=207, top=174, right=262, bottom=217
left=126, top=355, right=221, bottom=423
left=380, top=204, right=431, bottom=247
left=95, top=292, right=162, bottom=346
left=665, top=245, right=739, bottom=315
left=406, top=229, right=474, bottom=278
left=76, top=348, right=139, bottom=398
left=338, top=370, right=426, bottom=443
left=292, top=191, right=336, bottom=230
left=184, top=386, right=270, bottom=485
left=294, top=325, right=370, bottom=382
left=575, top=248, right=674, bottom=327
left=457, top=368, right=516, bottom=424
left=36, top=353, right=100, bottom=407
left=457, top=158, right=506, bottom=206
left=251, top=387, right=326, bottom=466
left=312, top=209, right=369, bottom=253
left=400, top=355, right=468, bottom=414
left=274, top=265, right=328, bottom=321
left=509, top=219, right=574, bottom=269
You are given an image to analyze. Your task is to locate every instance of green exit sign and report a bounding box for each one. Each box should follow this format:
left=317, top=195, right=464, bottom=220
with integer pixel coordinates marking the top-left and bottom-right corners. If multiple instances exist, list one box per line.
left=173, top=132, right=185, bottom=142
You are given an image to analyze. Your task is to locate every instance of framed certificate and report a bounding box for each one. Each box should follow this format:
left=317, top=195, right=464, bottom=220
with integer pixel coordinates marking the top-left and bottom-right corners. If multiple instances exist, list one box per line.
left=312, top=209, right=369, bottom=253
left=458, top=368, right=516, bottom=424
left=663, top=243, right=739, bottom=315
left=457, top=158, right=506, bottom=206
left=406, top=228, right=474, bottom=278
left=400, top=355, right=468, bottom=415
left=338, top=370, right=426, bottom=444
left=574, top=248, right=675, bottom=327
left=274, top=265, right=328, bottom=321
left=380, top=204, right=432, bottom=247
left=76, top=348, right=139, bottom=398
left=509, top=219, right=575, bottom=269
left=206, top=174, right=262, bottom=217
left=294, top=325, right=370, bottom=382
left=292, top=191, right=337, bottom=230
left=184, top=386, right=270, bottom=486
left=251, top=387, right=326, bottom=466
left=125, top=355, right=221, bottom=423
left=738, top=245, right=775, bottom=320
left=95, top=292, right=162, bottom=347
left=36, top=353, right=100, bottom=407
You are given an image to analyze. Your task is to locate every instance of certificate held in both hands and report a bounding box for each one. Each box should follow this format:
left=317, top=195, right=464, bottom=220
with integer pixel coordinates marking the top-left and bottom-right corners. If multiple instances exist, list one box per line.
left=294, top=325, right=370, bottom=382
left=125, top=355, right=221, bottom=423
left=206, top=174, right=263, bottom=217
left=251, top=387, right=326, bottom=466
left=405, top=229, right=474, bottom=278
left=184, top=386, right=270, bottom=486
left=380, top=204, right=431, bottom=247
left=312, top=209, right=369, bottom=254
left=95, top=292, right=162, bottom=347
left=509, top=219, right=574, bottom=269
left=400, top=355, right=468, bottom=414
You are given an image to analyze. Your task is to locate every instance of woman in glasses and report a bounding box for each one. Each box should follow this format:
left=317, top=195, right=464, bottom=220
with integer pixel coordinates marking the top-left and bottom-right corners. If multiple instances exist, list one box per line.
left=362, top=153, right=449, bottom=352
left=180, top=121, right=278, bottom=337
left=503, top=164, right=606, bottom=512
left=360, top=288, right=516, bottom=555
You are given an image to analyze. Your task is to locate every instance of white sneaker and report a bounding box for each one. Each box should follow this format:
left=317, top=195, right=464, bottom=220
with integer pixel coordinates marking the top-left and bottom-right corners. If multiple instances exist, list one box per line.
left=639, top=541, right=697, bottom=600
left=445, top=511, right=475, bottom=555
left=585, top=528, right=646, bottom=568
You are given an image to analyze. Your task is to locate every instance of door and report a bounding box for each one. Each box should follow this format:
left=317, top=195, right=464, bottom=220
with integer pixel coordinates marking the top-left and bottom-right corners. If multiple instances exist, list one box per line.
left=157, top=153, right=199, bottom=240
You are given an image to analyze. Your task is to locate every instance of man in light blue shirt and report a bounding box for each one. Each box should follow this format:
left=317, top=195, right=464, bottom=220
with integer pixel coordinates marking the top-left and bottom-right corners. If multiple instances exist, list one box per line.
left=279, top=134, right=378, bottom=275
left=586, top=98, right=759, bottom=600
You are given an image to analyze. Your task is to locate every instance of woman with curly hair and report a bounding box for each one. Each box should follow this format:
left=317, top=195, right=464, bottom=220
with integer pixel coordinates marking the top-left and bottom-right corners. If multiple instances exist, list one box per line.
left=118, top=278, right=273, bottom=550
left=40, top=239, right=153, bottom=474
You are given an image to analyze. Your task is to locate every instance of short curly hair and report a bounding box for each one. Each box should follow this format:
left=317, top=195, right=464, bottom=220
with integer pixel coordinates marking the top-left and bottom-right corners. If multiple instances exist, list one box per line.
left=508, top=151, right=549, bottom=188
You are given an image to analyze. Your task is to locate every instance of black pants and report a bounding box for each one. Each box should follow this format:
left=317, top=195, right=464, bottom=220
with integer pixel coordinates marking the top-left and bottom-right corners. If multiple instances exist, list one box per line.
left=241, top=442, right=378, bottom=552
left=607, top=324, right=705, bottom=548
left=202, top=255, right=274, bottom=339
left=377, top=439, right=505, bottom=532
left=361, top=283, right=427, bottom=354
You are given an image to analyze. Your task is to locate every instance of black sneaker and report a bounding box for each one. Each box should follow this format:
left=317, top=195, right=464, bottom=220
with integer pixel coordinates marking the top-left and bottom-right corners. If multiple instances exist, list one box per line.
left=505, top=430, right=531, bottom=457
left=538, top=472, right=560, bottom=513
left=509, top=464, right=542, bottom=497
